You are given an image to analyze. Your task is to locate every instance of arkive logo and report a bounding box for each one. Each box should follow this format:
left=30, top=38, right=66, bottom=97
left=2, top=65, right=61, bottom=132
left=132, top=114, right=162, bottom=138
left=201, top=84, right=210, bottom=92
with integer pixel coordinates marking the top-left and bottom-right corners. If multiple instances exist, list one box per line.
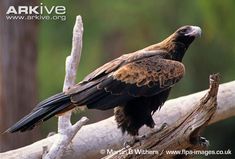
left=6, top=3, right=66, bottom=15
left=5, top=3, right=66, bottom=21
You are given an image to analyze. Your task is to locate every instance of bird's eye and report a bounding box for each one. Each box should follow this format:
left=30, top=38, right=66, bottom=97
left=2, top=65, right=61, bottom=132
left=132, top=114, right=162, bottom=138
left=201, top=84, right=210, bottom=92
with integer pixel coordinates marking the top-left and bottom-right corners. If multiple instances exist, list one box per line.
left=179, top=28, right=188, bottom=33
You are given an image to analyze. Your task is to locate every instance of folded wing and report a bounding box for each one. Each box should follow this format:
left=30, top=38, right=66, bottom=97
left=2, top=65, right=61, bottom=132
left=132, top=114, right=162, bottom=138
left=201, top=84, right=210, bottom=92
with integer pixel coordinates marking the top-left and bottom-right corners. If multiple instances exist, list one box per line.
left=69, top=55, right=185, bottom=110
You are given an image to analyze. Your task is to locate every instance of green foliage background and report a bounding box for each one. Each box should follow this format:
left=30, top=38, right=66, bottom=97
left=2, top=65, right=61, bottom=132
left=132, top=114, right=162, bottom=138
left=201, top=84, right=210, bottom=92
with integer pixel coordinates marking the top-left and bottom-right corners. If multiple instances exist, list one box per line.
left=38, top=0, right=235, bottom=158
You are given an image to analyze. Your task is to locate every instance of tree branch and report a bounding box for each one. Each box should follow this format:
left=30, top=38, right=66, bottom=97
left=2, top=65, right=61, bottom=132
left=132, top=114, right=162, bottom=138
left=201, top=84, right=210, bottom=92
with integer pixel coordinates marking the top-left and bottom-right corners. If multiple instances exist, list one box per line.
left=1, top=77, right=235, bottom=158
left=43, top=15, right=89, bottom=159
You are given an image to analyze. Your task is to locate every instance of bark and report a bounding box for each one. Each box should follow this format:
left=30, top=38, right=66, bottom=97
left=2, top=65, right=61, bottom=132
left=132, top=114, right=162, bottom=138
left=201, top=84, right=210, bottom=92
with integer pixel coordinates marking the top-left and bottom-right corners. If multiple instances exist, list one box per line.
left=1, top=78, right=235, bottom=159
left=0, top=0, right=40, bottom=152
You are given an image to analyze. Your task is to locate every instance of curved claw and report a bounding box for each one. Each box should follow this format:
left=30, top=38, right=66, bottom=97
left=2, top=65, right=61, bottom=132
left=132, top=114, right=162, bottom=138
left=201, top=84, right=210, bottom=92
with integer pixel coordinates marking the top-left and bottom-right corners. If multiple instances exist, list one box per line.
left=123, top=135, right=146, bottom=148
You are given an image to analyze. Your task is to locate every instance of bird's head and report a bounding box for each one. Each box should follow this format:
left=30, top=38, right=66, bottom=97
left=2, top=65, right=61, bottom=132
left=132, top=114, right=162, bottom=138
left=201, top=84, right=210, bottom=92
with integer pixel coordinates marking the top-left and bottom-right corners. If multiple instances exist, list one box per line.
left=156, top=25, right=202, bottom=61
left=173, top=25, right=202, bottom=48
left=143, top=25, right=202, bottom=61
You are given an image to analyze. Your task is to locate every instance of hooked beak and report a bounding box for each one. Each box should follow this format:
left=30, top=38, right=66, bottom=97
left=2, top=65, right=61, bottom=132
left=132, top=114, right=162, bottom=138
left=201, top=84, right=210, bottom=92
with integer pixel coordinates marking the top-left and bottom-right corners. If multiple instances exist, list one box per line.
left=185, top=26, right=202, bottom=37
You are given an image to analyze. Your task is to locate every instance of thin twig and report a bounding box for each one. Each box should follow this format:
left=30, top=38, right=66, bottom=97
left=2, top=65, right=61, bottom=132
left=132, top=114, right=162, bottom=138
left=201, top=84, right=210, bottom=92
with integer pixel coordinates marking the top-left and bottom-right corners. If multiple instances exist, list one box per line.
left=44, top=15, right=89, bottom=159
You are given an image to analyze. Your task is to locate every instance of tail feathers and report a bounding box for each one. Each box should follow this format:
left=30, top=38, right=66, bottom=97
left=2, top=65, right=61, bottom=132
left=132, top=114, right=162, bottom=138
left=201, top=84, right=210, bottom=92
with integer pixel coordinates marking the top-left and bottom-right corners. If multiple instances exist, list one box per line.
left=6, top=92, right=72, bottom=133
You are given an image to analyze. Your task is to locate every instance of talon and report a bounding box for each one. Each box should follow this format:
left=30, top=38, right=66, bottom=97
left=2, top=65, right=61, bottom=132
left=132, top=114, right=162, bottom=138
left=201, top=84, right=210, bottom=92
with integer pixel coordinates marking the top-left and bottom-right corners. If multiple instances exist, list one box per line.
left=153, top=122, right=168, bottom=132
left=152, top=122, right=168, bottom=134
left=161, top=123, right=168, bottom=129
left=124, top=141, right=131, bottom=148
left=124, top=135, right=145, bottom=147
left=124, top=139, right=135, bottom=148
left=144, top=123, right=168, bottom=139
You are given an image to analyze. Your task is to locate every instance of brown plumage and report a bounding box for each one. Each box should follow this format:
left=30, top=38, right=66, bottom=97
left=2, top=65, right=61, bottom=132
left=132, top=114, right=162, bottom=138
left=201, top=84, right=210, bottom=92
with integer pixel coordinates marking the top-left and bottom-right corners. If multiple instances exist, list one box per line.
left=6, top=25, right=201, bottom=136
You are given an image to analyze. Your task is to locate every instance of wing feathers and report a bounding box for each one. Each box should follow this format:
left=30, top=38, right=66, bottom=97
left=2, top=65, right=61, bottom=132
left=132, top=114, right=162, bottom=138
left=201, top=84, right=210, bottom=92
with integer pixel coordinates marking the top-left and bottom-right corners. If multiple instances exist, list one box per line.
left=112, top=57, right=185, bottom=87
left=68, top=53, right=184, bottom=110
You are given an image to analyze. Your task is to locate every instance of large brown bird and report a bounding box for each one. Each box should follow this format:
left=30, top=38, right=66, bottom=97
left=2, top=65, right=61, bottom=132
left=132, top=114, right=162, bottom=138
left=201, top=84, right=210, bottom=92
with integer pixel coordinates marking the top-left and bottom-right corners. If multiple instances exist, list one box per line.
left=6, top=25, right=201, bottom=137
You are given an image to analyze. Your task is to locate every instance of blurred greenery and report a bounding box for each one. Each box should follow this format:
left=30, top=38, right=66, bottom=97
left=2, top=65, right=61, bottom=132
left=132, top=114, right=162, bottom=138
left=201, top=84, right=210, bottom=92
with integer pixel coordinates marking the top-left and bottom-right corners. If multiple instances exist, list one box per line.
left=37, top=0, right=235, bottom=158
